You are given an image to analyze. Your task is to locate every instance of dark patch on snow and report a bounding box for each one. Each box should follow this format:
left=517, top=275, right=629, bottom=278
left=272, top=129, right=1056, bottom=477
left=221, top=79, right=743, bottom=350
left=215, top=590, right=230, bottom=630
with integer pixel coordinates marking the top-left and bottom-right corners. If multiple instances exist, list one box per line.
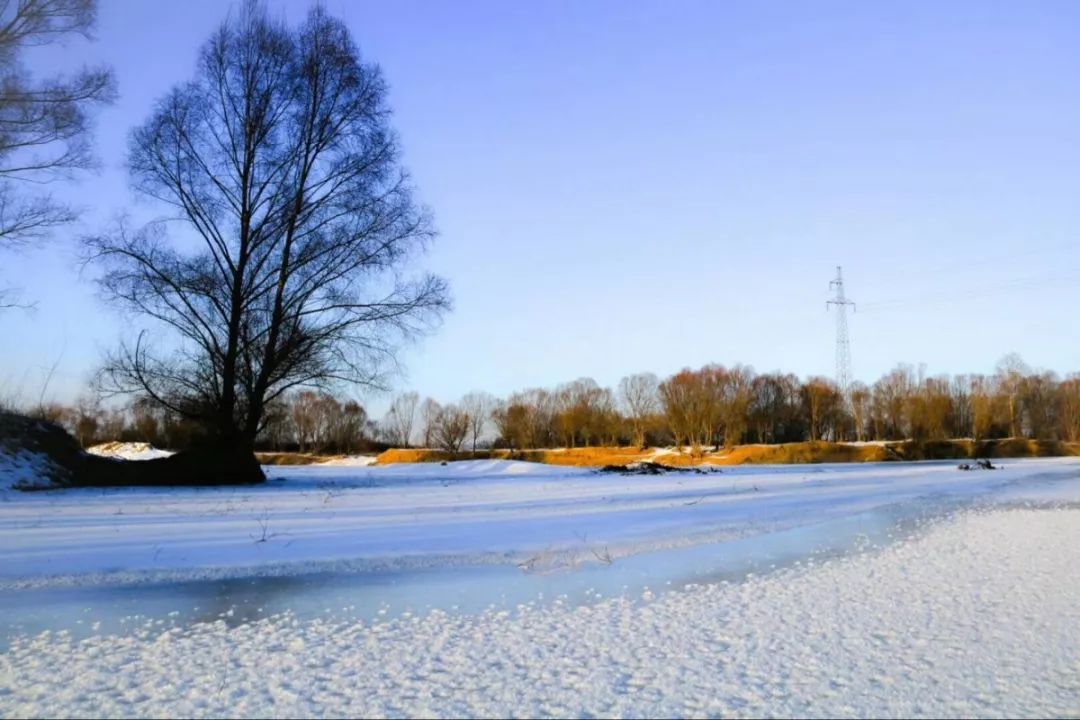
left=596, top=461, right=723, bottom=476
left=958, top=459, right=997, bottom=471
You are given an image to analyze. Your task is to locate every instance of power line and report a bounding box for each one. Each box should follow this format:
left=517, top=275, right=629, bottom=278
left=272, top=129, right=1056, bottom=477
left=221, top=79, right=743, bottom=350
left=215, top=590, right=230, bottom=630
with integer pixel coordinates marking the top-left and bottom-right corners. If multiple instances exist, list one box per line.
left=855, top=239, right=1078, bottom=282
left=859, top=269, right=1080, bottom=313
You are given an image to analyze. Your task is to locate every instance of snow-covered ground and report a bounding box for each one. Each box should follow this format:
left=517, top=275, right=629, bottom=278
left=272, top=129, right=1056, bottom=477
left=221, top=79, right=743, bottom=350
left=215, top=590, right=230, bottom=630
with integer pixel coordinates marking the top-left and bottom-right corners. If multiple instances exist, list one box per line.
left=312, top=454, right=379, bottom=467
left=1, top=457, right=1076, bottom=588
left=1, top=458, right=1078, bottom=717
left=1, top=506, right=1078, bottom=717
left=86, top=441, right=175, bottom=461
left=0, top=446, right=65, bottom=490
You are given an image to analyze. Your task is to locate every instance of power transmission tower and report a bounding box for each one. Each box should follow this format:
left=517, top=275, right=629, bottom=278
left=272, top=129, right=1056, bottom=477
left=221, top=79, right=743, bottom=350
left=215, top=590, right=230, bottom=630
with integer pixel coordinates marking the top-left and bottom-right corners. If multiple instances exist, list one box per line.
left=826, top=266, right=855, bottom=395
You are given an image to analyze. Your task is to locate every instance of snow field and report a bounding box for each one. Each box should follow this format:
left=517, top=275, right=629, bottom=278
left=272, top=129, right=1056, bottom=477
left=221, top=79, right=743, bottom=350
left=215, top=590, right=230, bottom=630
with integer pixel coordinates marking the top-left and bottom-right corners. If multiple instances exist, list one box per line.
left=4, top=458, right=1078, bottom=588
left=1, top=507, right=1077, bottom=718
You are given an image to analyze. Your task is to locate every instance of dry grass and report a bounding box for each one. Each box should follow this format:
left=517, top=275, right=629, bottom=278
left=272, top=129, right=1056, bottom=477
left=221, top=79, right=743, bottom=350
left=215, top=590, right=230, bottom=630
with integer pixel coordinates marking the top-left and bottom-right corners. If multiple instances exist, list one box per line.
left=374, top=440, right=1080, bottom=468
left=375, top=447, right=661, bottom=467
left=254, top=452, right=348, bottom=466
left=265, top=448, right=660, bottom=467
left=711, top=442, right=893, bottom=465
left=890, top=438, right=1080, bottom=461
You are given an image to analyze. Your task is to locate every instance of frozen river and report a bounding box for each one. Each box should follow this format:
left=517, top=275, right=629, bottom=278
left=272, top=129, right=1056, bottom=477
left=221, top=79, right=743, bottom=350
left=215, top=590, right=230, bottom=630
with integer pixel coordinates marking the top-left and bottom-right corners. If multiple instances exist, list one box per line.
left=1, top=458, right=1079, bottom=716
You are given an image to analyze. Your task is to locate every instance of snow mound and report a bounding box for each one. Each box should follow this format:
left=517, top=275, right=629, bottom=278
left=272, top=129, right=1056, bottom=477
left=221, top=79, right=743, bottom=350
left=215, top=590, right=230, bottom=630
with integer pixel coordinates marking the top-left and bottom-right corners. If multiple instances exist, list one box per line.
left=315, top=455, right=378, bottom=467
left=0, top=413, right=75, bottom=490
left=0, top=447, right=67, bottom=490
left=86, top=442, right=174, bottom=461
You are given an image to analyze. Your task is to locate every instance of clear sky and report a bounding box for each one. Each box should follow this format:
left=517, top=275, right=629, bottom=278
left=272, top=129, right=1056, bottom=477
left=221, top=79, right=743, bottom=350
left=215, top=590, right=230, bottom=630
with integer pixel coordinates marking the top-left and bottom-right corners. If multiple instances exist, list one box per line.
left=3, top=0, right=1079, bottom=415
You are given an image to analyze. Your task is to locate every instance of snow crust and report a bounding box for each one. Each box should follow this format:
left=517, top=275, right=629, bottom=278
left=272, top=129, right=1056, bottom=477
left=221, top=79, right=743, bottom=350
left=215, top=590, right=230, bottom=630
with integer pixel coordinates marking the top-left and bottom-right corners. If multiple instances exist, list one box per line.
left=1, top=507, right=1077, bottom=718
left=0, top=447, right=66, bottom=490
left=2, top=457, right=1078, bottom=588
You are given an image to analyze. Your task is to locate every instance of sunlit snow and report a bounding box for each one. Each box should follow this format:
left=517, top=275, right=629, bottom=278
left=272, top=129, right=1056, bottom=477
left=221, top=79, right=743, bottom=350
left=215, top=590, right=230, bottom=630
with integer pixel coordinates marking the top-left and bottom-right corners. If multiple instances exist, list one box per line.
left=1, top=458, right=1078, bottom=717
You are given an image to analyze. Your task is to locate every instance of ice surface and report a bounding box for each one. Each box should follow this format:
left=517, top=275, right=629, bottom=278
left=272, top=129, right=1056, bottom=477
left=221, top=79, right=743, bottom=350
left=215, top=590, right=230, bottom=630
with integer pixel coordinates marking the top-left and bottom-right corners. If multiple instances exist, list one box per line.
left=2, top=457, right=1079, bottom=716
left=1, top=507, right=1078, bottom=717
left=1, top=458, right=1078, bottom=588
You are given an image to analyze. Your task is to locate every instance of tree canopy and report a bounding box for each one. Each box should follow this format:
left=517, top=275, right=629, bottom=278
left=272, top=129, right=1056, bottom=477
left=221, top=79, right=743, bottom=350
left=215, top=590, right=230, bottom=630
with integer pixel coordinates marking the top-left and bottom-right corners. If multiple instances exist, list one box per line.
left=88, top=2, right=448, bottom=451
left=0, top=0, right=115, bottom=304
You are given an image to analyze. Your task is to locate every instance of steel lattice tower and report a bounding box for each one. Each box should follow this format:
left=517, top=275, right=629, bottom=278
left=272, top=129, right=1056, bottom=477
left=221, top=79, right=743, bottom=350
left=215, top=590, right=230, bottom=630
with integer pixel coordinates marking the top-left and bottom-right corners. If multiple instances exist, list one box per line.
left=827, top=266, right=855, bottom=394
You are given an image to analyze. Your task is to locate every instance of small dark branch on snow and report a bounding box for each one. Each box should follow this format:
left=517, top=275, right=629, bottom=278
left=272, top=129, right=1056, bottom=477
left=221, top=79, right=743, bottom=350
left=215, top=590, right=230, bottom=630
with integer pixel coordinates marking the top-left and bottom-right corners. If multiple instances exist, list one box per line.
left=591, top=546, right=614, bottom=565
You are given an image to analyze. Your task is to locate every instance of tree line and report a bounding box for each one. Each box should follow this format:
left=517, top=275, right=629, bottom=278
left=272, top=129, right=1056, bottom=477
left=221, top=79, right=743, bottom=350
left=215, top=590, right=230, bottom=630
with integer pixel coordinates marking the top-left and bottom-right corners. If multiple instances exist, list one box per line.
left=378, top=354, right=1080, bottom=452
left=24, top=352, right=1080, bottom=453
left=31, top=390, right=379, bottom=455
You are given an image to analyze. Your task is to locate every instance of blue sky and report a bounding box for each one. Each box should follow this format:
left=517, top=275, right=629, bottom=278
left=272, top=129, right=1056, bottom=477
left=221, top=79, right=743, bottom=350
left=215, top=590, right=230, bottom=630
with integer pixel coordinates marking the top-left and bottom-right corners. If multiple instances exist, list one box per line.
left=3, top=0, right=1079, bottom=414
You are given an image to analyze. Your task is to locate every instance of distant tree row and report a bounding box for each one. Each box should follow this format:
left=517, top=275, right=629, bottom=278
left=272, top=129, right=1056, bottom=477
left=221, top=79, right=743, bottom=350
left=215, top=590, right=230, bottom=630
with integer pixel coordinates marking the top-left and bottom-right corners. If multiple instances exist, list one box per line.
left=31, top=396, right=202, bottom=450
left=260, top=392, right=378, bottom=454
left=30, top=391, right=379, bottom=454
left=380, top=391, right=495, bottom=453
left=23, top=353, right=1080, bottom=454
left=379, top=354, right=1080, bottom=451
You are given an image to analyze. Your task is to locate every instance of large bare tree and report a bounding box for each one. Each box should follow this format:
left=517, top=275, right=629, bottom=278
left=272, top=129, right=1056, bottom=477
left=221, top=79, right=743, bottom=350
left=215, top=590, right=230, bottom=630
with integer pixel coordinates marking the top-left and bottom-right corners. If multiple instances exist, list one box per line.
left=87, top=3, right=448, bottom=461
left=0, top=0, right=115, bottom=303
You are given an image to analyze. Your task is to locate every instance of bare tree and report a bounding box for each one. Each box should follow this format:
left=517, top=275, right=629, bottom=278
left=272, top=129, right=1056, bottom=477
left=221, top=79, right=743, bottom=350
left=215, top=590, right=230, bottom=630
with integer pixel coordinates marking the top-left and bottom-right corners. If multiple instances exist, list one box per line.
left=872, top=366, right=915, bottom=440
left=523, top=388, right=556, bottom=448
left=381, top=391, right=418, bottom=447
left=659, top=369, right=710, bottom=450
left=290, top=390, right=320, bottom=453
left=489, top=390, right=554, bottom=450
left=1060, top=375, right=1080, bottom=442
left=949, top=375, right=972, bottom=439
left=331, top=400, right=368, bottom=454
left=86, top=4, right=448, bottom=469
left=717, top=364, right=754, bottom=449
left=969, top=374, right=997, bottom=443
left=749, top=372, right=803, bottom=443
left=802, top=376, right=841, bottom=442
left=996, top=353, right=1029, bottom=438
left=433, top=402, right=468, bottom=452
left=490, top=398, right=530, bottom=451
left=1020, top=371, right=1059, bottom=441
left=618, top=372, right=658, bottom=448
left=71, top=393, right=100, bottom=446
left=130, top=396, right=162, bottom=446
left=0, top=0, right=116, bottom=303
left=419, top=397, right=440, bottom=448
left=460, top=390, right=493, bottom=452
left=259, top=396, right=291, bottom=450
left=550, top=378, right=610, bottom=447
left=921, top=376, right=953, bottom=441
left=848, top=381, right=870, bottom=442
